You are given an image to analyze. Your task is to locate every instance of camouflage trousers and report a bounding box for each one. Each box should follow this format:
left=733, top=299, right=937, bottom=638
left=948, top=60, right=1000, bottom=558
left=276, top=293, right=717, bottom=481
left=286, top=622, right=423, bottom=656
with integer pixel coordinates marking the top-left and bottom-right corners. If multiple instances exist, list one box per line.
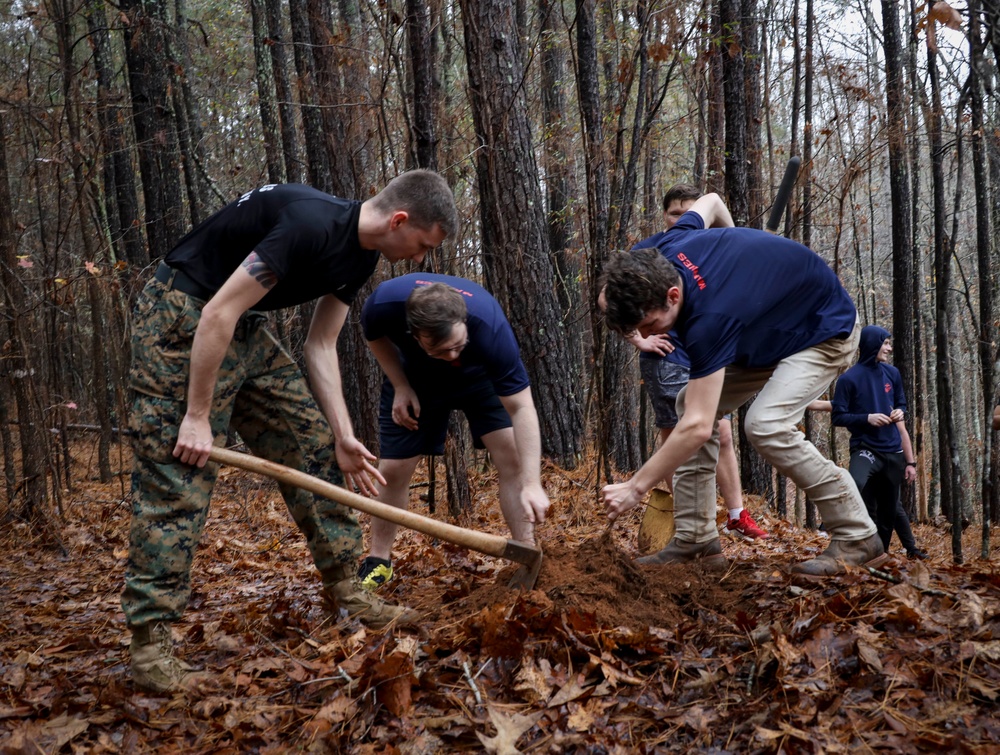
left=121, top=276, right=361, bottom=628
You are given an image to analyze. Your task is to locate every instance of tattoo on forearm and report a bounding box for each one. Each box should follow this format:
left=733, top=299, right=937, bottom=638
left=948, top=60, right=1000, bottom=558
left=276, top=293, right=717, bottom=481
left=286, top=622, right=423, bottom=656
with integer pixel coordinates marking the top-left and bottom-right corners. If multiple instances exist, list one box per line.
left=242, top=252, right=278, bottom=290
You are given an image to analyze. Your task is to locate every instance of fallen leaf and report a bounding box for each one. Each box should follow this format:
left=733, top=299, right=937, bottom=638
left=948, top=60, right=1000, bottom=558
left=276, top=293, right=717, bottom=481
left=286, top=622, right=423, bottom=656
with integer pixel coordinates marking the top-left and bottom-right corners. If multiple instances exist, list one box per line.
left=475, top=705, right=543, bottom=755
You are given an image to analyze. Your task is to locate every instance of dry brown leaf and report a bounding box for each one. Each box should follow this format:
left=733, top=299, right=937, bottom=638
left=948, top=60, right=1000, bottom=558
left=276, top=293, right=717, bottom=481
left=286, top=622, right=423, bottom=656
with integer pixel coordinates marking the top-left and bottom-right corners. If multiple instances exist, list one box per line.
left=475, top=705, right=543, bottom=755
left=514, top=658, right=553, bottom=703
left=856, top=639, right=883, bottom=674
left=372, top=652, right=414, bottom=718
left=314, top=695, right=356, bottom=724
left=566, top=701, right=598, bottom=732
left=547, top=674, right=590, bottom=708
left=929, top=0, right=963, bottom=30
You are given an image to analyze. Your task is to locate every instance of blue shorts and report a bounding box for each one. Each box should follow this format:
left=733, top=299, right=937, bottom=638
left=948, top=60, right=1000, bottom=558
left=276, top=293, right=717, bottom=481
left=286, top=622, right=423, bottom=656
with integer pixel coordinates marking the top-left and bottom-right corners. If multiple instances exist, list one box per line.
left=640, top=357, right=731, bottom=429
left=640, top=357, right=689, bottom=429
left=378, top=377, right=513, bottom=458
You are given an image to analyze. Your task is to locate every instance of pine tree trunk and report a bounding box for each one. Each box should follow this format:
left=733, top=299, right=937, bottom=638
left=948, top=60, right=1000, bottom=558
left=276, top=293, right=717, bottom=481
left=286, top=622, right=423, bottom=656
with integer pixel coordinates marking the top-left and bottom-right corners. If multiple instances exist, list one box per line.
left=0, top=110, right=50, bottom=525
left=288, top=0, right=334, bottom=191
left=928, top=44, right=961, bottom=561
left=576, top=0, right=636, bottom=476
left=85, top=0, right=146, bottom=267
left=459, top=0, right=584, bottom=468
left=882, top=0, right=917, bottom=520
left=251, top=0, right=286, bottom=183
left=266, top=0, right=305, bottom=183
left=120, top=0, right=185, bottom=260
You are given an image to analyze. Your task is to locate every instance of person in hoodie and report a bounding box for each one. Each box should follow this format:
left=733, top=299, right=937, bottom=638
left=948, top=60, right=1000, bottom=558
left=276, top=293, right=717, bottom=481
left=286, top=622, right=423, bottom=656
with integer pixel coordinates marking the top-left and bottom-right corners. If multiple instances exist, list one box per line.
left=822, top=325, right=927, bottom=559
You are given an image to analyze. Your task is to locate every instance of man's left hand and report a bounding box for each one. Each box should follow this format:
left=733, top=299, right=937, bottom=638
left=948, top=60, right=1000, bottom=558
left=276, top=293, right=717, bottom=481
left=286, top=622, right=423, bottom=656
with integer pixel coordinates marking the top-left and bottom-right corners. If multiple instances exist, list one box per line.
left=904, top=464, right=917, bottom=484
left=336, top=437, right=387, bottom=497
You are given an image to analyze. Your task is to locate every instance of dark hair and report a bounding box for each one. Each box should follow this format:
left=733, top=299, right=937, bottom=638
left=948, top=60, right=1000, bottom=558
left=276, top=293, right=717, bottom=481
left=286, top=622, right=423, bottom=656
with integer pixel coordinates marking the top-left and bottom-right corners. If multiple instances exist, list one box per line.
left=406, top=283, right=468, bottom=344
left=371, top=169, right=459, bottom=238
left=662, top=183, right=701, bottom=212
left=600, top=248, right=681, bottom=333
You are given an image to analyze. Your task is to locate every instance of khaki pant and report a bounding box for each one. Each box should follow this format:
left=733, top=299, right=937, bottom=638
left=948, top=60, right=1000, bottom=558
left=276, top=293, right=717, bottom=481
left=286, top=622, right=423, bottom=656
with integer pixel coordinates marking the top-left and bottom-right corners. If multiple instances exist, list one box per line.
left=672, top=320, right=875, bottom=543
left=122, top=277, right=361, bottom=628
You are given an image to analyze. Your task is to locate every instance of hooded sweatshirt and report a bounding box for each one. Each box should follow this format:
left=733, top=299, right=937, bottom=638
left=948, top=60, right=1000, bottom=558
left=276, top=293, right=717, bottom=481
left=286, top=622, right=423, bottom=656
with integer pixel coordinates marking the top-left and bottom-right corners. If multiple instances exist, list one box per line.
left=831, top=325, right=906, bottom=454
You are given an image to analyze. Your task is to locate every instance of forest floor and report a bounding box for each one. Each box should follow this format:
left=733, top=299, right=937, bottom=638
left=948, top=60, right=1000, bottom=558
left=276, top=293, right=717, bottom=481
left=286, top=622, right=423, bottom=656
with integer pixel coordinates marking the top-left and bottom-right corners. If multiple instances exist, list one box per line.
left=2, top=438, right=1000, bottom=754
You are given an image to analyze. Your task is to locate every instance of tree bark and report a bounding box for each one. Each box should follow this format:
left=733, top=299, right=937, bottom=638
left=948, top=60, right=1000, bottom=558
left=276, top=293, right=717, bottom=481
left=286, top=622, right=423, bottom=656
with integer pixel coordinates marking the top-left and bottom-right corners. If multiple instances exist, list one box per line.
left=0, top=110, right=51, bottom=525
left=882, top=0, right=917, bottom=519
left=928, top=39, right=961, bottom=561
left=540, top=0, right=584, bottom=406
left=85, top=0, right=146, bottom=266
left=576, top=0, right=637, bottom=476
left=460, top=0, right=584, bottom=468
left=266, top=0, right=305, bottom=183
left=251, top=0, right=287, bottom=183
left=288, top=0, right=334, bottom=192
left=120, top=0, right=186, bottom=261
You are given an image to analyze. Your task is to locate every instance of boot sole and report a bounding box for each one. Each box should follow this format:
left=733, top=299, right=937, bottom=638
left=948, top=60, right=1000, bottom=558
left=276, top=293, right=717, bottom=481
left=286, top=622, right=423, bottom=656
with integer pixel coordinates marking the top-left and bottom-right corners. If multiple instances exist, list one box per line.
left=788, top=552, right=890, bottom=584
left=636, top=553, right=729, bottom=570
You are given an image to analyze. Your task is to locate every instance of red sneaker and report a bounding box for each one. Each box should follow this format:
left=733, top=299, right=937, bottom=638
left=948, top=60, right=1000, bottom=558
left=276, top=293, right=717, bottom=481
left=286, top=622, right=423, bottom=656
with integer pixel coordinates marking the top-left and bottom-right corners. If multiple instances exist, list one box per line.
left=726, top=510, right=769, bottom=540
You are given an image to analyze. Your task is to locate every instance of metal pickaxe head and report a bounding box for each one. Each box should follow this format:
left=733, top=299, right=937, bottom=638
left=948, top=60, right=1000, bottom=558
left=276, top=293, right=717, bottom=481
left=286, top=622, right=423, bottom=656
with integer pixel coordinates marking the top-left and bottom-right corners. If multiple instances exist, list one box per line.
left=502, top=540, right=544, bottom=590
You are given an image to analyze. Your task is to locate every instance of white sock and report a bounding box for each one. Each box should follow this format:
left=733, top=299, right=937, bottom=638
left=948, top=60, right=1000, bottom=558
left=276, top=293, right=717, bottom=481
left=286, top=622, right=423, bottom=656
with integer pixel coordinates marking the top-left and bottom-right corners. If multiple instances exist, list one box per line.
left=728, top=507, right=743, bottom=521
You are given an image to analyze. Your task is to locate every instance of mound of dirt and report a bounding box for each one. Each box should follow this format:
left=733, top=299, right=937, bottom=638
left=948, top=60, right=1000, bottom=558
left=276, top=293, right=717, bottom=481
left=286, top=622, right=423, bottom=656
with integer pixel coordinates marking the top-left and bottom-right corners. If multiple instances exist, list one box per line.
left=435, top=532, right=764, bottom=632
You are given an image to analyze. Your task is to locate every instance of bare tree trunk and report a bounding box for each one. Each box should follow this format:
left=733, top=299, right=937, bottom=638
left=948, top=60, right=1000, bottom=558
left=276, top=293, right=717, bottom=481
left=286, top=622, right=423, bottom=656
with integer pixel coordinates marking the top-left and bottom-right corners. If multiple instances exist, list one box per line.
left=288, top=0, right=333, bottom=191
left=721, top=0, right=771, bottom=501
left=928, top=41, right=962, bottom=561
left=120, top=0, right=185, bottom=260
left=0, top=110, right=51, bottom=525
left=968, top=0, right=995, bottom=557
left=266, top=0, right=305, bottom=183
left=705, top=0, right=725, bottom=194
left=576, top=0, right=636, bottom=477
left=460, top=0, right=584, bottom=468
left=540, top=0, right=584, bottom=401
left=171, top=0, right=213, bottom=224
left=407, top=0, right=438, bottom=170
left=800, top=0, right=816, bottom=527
left=85, top=0, right=146, bottom=267
left=882, top=0, right=917, bottom=518
left=251, top=0, right=286, bottom=183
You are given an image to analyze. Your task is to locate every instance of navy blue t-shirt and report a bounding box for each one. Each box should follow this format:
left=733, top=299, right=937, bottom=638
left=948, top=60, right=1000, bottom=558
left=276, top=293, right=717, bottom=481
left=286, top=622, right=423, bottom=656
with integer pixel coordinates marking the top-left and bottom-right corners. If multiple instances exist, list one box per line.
left=361, top=273, right=531, bottom=396
left=642, top=212, right=857, bottom=379
left=832, top=325, right=906, bottom=453
left=166, top=184, right=379, bottom=310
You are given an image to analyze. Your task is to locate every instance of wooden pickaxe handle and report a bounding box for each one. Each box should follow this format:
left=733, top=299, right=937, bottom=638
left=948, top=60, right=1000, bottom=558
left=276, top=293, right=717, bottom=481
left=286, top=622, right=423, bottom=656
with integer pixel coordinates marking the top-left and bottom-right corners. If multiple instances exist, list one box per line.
left=208, top=447, right=541, bottom=569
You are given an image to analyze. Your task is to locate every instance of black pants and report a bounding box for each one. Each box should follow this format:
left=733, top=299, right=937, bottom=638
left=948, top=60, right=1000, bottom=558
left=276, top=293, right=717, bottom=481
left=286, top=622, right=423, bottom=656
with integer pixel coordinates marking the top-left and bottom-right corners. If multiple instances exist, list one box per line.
left=848, top=447, right=917, bottom=552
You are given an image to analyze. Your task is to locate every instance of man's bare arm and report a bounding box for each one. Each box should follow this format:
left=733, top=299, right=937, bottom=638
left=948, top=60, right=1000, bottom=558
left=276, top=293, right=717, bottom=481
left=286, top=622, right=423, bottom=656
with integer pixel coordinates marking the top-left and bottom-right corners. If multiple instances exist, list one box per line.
left=175, top=253, right=272, bottom=467
left=689, top=193, right=735, bottom=229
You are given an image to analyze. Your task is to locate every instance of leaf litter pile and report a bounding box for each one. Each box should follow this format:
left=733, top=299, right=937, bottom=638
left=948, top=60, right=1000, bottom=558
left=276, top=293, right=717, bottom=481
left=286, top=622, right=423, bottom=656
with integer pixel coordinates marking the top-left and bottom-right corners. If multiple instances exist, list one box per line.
left=3, top=441, right=1000, bottom=753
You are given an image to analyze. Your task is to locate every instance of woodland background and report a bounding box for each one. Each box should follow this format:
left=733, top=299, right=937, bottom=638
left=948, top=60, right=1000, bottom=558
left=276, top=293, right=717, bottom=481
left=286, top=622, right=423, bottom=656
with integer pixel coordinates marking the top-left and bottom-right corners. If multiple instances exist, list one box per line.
left=3, top=0, right=1000, bottom=751
left=2, top=0, right=1000, bottom=553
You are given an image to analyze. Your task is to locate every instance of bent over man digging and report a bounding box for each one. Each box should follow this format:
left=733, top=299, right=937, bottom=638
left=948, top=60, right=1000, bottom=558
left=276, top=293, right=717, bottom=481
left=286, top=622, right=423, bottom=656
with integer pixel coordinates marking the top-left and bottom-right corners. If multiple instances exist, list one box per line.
left=123, top=171, right=458, bottom=693
left=357, top=273, right=549, bottom=589
left=599, top=192, right=885, bottom=577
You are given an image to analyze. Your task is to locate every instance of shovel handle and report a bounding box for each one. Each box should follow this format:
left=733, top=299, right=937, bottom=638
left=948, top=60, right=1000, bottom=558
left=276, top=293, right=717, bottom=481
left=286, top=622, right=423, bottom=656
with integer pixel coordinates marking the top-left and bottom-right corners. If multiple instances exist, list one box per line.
left=209, top=446, right=514, bottom=559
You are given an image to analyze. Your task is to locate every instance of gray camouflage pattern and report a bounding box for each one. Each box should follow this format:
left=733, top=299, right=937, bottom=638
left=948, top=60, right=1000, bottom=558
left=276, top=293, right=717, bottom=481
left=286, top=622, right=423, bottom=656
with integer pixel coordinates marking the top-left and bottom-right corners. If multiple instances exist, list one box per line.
left=122, top=277, right=360, bottom=628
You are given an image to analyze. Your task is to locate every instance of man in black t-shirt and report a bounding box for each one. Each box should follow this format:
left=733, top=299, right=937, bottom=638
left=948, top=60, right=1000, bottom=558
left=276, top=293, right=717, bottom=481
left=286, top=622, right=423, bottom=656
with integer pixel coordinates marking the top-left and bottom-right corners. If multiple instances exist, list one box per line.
left=123, top=170, right=458, bottom=693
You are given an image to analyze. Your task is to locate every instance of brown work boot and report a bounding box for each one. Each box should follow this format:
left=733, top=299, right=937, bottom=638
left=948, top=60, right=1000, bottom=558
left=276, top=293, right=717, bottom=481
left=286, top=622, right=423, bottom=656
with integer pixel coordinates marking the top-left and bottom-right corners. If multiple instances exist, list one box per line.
left=326, top=577, right=420, bottom=630
left=635, top=536, right=727, bottom=568
left=789, top=533, right=887, bottom=579
left=129, top=622, right=210, bottom=693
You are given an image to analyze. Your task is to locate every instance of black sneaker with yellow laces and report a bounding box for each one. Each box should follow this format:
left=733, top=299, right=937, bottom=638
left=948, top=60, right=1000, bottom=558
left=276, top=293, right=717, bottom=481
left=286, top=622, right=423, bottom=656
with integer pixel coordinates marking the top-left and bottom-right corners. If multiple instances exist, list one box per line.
left=358, top=556, right=394, bottom=591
